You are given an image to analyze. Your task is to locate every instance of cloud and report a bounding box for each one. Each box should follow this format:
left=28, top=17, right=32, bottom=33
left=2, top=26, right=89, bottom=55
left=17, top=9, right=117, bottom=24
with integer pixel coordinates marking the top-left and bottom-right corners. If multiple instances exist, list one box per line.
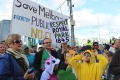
left=73, top=8, right=120, bottom=39
left=0, top=0, right=13, bottom=20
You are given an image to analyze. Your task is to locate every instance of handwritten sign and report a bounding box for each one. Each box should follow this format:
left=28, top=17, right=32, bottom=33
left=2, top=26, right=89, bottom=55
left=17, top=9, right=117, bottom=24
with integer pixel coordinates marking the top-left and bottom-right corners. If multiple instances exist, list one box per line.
left=50, top=19, right=71, bottom=44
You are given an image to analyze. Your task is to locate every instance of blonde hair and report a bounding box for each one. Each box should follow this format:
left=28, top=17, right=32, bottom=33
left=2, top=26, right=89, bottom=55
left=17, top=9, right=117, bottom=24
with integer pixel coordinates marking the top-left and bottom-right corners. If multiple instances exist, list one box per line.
left=5, top=34, right=21, bottom=49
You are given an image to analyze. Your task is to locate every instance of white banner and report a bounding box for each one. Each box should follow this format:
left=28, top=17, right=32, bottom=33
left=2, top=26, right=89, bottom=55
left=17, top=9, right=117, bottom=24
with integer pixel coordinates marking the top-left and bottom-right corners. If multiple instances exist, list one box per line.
left=11, top=0, right=68, bottom=40
left=50, top=19, right=71, bottom=44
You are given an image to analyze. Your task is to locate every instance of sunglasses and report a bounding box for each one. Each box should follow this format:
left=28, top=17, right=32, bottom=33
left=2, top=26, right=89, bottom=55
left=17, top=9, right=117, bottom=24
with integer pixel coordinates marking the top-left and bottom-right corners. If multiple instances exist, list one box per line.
left=13, top=40, right=22, bottom=44
left=43, top=42, right=51, bottom=44
left=84, top=53, right=91, bottom=57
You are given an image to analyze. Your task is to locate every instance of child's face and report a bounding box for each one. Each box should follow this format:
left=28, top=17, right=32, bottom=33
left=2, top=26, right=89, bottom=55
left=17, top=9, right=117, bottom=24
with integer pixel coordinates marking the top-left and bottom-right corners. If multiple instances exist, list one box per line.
left=104, top=54, right=112, bottom=62
left=53, top=64, right=59, bottom=75
left=54, top=64, right=59, bottom=70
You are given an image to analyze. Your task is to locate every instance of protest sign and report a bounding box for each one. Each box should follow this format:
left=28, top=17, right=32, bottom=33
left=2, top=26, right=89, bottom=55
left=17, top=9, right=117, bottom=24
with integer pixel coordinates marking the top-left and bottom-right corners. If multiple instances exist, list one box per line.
left=50, top=19, right=71, bottom=44
left=11, top=0, right=68, bottom=40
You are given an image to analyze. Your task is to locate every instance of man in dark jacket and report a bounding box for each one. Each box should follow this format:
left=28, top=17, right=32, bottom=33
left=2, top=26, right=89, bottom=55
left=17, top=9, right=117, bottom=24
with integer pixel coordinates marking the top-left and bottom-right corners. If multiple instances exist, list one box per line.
left=33, top=38, right=58, bottom=80
left=109, top=49, right=120, bottom=80
left=57, top=42, right=69, bottom=70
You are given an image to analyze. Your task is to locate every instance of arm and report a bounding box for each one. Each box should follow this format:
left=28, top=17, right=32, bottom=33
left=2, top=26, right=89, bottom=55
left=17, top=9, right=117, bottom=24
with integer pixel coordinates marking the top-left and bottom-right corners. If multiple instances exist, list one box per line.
left=69, top=55, right=83, bottom=69
left=109, top=50, right=120, bottom=75
left=97, top=54, right=108, bottom=70
left=0, top=59, right=24, bottom=80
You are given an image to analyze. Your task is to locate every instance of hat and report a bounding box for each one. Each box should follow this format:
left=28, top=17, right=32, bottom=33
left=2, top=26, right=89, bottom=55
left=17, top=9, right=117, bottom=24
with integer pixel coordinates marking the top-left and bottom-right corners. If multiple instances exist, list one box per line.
left=43, top=56, right=60, bottom=75
left=21, top=45, right=29, bottom=54
left=22, top=45, right=29, bottom=50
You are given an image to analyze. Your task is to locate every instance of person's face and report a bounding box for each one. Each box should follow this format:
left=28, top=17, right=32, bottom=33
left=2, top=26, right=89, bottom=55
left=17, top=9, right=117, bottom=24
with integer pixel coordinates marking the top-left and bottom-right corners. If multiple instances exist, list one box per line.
left=54, top=64, right=59, bottom=70
left=83, top=53, right=91, bottom=62
left=0, top=44, right=5, bottom=54
left=29, top=49, right=33, bottom=53
left=53, top=64, right=59, bottom=75
left=93, top=44, right=99, bottom=49
left=104, top=54, right=112, bottom=62
left=115, top=40, right=120, bottom=47
left=43, top=39, right=52, bottom=49
left=32, top=47, right=36, bottom=51
left=24, top=47, right=29, bottom=53
left=62, top=43, right=67, bottom=49
left=73, top=47, right=77, bottom=51
left=9, top=39, right=22, bottom=52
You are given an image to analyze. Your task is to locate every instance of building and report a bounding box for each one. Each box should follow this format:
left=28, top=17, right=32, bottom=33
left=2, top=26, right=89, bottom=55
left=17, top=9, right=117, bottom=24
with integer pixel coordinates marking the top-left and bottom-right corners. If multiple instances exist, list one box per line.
left=0, top=20, right=11, bottom=41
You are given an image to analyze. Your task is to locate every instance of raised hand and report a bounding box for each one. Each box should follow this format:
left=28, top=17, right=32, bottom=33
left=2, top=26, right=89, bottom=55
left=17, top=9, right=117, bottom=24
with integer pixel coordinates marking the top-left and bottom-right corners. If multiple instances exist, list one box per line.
left=94, top=49, right=98, bottom=56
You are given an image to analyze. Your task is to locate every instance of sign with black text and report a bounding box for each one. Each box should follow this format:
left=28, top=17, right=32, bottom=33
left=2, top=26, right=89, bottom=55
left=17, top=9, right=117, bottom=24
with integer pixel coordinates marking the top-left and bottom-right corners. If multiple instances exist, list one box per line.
left=50, top=19, right=71, bottom=44
left=11, top=0, right=68, bottom=40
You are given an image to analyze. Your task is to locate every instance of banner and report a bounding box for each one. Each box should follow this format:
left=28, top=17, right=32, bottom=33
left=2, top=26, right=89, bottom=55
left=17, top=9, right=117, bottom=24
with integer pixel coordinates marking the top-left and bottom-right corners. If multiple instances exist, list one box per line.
left=50, top=19, right=71, bottom=44
left=11, top=0, right=68, bottom=40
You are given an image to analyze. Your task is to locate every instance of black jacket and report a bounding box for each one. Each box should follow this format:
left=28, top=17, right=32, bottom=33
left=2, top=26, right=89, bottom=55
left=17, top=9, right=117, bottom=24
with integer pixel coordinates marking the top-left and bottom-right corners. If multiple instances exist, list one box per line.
left=109, top=49, right=120, bottom=80
left=33, top=49, right=58, bottom=78
left=57, top=49, right=68, bottom=70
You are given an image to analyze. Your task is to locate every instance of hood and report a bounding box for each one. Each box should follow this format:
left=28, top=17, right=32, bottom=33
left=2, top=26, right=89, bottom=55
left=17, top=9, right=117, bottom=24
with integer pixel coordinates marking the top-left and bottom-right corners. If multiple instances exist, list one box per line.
left=83, top=50, right=96, bottom=65
left=21, top=45, right=29, bottom=54
left=44, top=56, right=60, bottom=75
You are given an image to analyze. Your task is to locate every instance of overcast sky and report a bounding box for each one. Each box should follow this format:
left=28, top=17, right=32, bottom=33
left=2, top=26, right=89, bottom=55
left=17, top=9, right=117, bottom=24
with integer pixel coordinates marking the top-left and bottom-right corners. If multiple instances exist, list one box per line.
left=0, top=0, right=120, bottom=39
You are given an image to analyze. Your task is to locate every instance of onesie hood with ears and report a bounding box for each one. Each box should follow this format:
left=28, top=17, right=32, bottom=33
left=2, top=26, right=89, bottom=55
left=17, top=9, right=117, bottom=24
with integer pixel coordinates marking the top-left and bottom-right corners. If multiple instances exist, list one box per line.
left=44, top=56, right=60, bottom=75
left=83, top=50, right=96, bottom=65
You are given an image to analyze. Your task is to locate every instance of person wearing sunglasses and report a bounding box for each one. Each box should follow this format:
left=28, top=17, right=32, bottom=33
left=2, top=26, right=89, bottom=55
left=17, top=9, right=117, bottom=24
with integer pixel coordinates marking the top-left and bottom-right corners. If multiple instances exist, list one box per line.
left=33, top=38, right=58, bottom=80
left=92, top=42, right=102, bottom=62
left=69, top=50, right=108, bottom=80
left=0, top=34, right=34, bottom=80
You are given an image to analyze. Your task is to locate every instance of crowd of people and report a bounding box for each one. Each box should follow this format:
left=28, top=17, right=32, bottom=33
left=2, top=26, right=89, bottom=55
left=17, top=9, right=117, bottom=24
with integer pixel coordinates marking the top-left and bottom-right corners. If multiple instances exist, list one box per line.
left=0, top=34, right=120, bottom=80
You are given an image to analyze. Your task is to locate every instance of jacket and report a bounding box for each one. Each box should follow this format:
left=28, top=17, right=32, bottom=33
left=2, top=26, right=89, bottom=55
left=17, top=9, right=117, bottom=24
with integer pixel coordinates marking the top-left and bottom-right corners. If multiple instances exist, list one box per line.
left=70, top=50, right=108, bottom=80
left=26, top=54, right=35, bottom=68
left=0, top=53, right=24, bottom=80
left=33, top=49, right=58, bottom=78
left=86, top=42, right=92, bottom=46
left=104, top=63, right=114, bottom=80
left=109, top=49, right=120, bottom=80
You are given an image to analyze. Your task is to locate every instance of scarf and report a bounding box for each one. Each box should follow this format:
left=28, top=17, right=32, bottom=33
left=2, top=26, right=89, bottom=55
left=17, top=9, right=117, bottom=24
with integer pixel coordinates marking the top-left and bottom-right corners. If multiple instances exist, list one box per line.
left=41, top=49, right=50, bottom=69
left=6, top=48, right=28, bottom=73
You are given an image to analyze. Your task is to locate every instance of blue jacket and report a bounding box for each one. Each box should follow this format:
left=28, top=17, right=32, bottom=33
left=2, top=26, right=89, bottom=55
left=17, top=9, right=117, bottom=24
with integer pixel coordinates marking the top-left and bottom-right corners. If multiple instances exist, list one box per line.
left=26, top=54, right=34, bottom=68
left=0, top=53, right=24, bottom=80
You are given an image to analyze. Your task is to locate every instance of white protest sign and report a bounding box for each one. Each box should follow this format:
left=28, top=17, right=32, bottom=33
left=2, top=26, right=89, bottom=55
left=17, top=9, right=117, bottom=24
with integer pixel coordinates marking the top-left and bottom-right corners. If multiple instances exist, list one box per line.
left=11, top=0, right=69, bottom=40
left=50, top=19, right=71, bottom=44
